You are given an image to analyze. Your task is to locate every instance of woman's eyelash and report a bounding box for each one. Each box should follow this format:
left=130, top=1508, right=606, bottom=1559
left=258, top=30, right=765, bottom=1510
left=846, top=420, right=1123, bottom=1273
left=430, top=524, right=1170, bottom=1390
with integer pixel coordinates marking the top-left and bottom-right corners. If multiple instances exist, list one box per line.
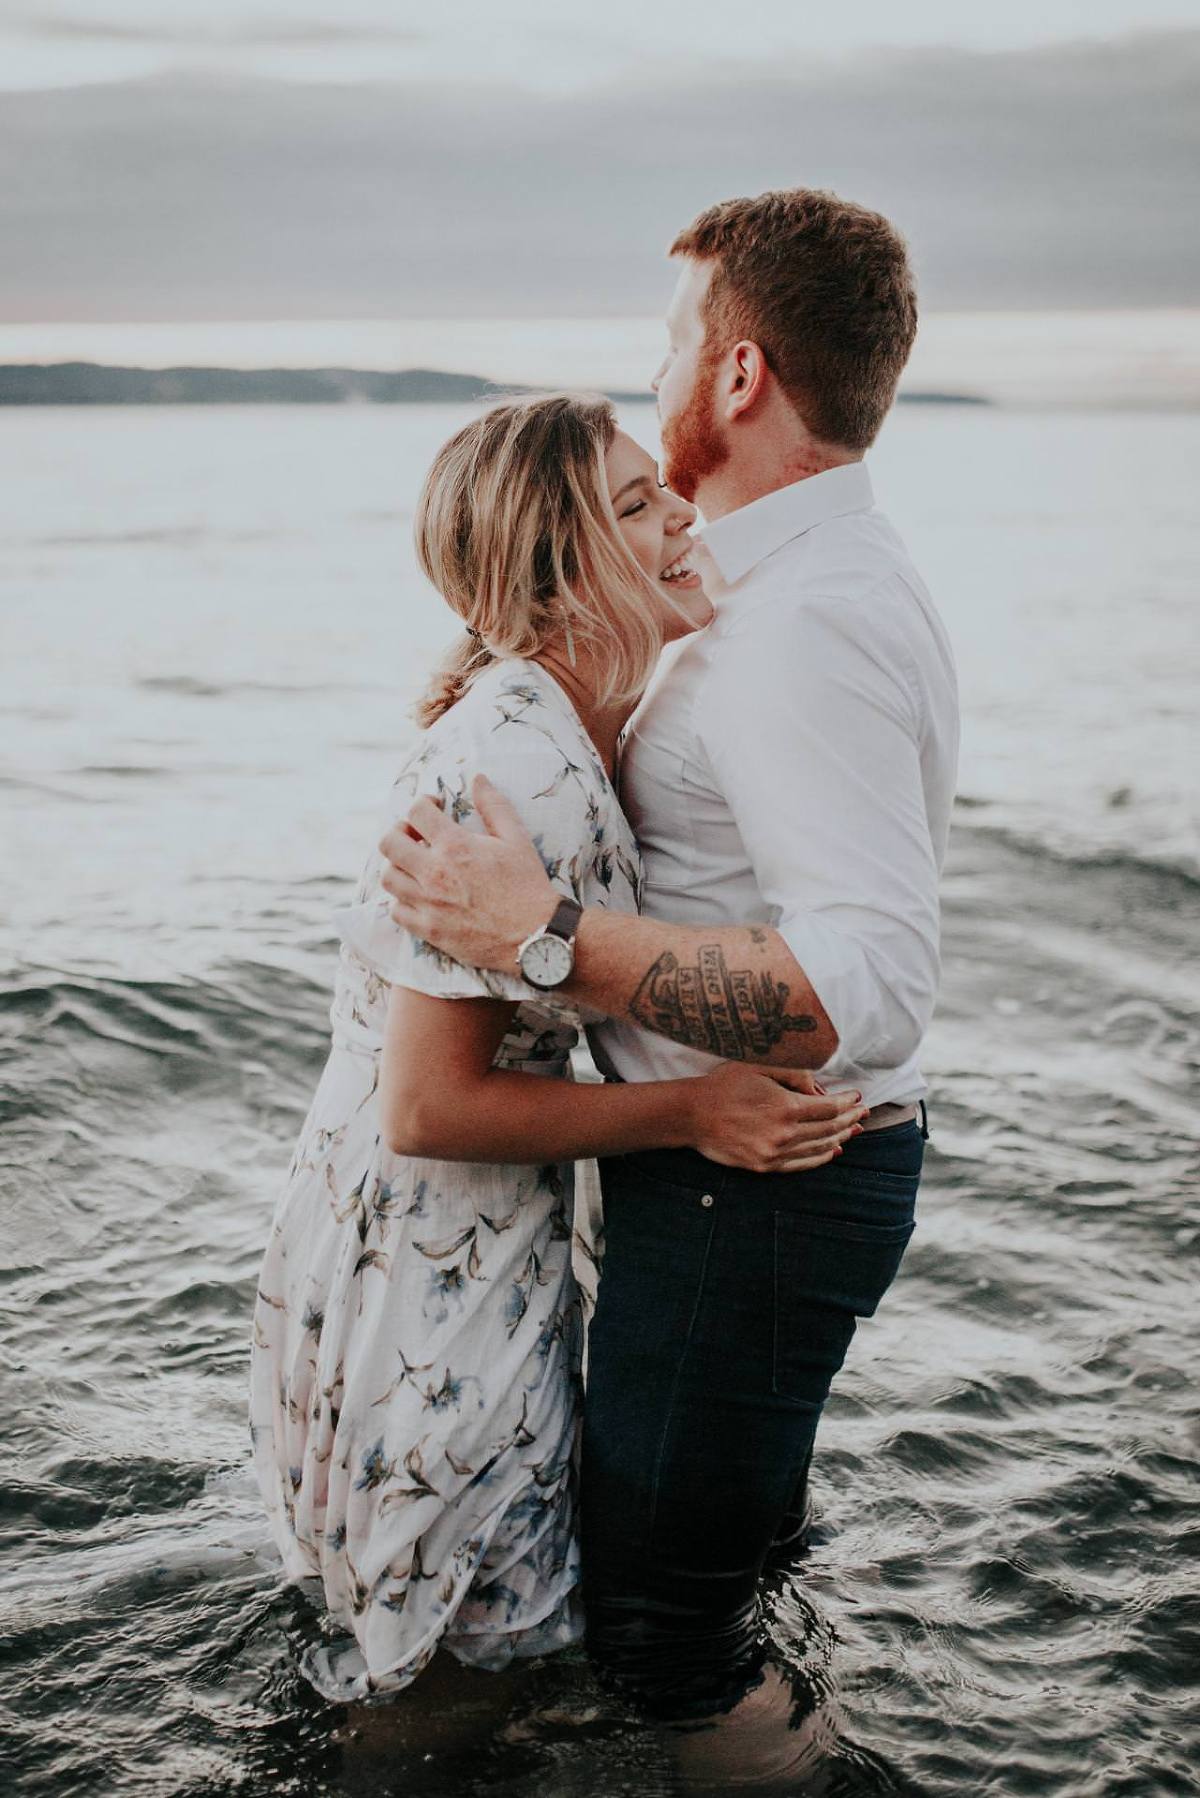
left=621, top=478, right=668, bottom=515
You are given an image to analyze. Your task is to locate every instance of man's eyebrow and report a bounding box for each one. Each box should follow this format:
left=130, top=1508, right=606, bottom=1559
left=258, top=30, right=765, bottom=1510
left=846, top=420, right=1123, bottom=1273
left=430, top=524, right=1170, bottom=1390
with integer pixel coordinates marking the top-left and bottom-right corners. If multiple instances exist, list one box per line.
left=612, top=474, right=652, bottom=502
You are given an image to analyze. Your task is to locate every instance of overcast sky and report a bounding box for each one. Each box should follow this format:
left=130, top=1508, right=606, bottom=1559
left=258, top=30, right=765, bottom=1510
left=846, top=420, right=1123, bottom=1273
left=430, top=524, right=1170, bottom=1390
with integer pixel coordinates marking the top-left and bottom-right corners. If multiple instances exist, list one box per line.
left=1, top=3, right=1197, bottom=322
left=5, top=1, right=1200, bottom=87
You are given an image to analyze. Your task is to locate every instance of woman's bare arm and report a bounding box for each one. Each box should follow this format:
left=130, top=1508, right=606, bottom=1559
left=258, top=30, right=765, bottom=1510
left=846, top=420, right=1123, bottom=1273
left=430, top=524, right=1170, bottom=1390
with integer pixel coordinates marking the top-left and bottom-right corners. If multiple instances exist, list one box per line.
left=379, top=986, right=864, bottom=1173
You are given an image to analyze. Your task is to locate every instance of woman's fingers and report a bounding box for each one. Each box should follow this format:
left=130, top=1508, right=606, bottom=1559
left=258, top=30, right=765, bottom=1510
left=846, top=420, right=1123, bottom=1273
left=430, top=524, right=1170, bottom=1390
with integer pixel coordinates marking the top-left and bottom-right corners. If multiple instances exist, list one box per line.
left=795, top=1087, right=861, bottom=1118
left=770, top=1120, right=863, bottom=1169
left=759, top=1067, right=824, bottom=1095
left=786, top=1105, right=867, bottom=1142
left=773, top=1145, right=844, bottom=1172
left=742, top=1076, right=863, bottom=1130
left=784, top=1133, right=847, bottom=1161
left=766, top=1088, right=863, bottom=1130
left=782, top=1099, right=842, bottom=1125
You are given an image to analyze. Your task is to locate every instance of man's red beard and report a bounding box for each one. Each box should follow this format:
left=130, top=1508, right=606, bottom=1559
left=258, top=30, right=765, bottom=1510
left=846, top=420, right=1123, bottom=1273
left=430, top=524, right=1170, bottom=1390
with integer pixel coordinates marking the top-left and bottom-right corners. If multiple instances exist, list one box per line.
left=660, top=346, right=729, bottom=504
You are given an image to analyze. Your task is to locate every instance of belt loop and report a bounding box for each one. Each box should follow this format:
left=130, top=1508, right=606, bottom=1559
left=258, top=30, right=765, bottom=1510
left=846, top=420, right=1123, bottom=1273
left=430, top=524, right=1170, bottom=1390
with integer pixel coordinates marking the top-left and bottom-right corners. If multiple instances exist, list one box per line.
left=919, top=1099, right=929, bottom=1141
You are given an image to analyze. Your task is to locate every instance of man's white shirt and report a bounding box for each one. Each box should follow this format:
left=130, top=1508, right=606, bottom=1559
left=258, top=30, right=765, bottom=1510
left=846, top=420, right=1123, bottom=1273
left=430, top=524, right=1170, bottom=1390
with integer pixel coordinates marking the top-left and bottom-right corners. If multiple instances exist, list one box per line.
left=589, top=460, right=960, bottom=1108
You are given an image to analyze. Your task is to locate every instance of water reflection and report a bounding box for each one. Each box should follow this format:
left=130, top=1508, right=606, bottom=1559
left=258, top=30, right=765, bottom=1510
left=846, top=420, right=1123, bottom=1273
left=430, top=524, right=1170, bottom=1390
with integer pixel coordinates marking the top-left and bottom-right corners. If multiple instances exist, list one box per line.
left=310, top=1569, right=928, bottom=1796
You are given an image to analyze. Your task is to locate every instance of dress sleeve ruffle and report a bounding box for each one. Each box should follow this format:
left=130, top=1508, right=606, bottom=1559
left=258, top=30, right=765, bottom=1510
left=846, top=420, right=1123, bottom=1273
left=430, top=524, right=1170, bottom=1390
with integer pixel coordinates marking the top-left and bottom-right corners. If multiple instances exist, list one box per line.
left=333, top=725, right=605, bottom=1024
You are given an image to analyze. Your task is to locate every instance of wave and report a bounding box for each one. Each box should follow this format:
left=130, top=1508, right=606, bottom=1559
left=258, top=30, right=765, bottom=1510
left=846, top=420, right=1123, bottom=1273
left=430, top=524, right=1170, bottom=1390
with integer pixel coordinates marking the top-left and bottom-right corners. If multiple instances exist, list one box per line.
left=0, top=962, right=331, bottom=1069
left=134, top=675, right=392, bottom=699
left=28, top=525, right=283, bottom=548
left=953, top=798, right=1200, bottom=890
left=34, top=526, right=212, bottom=548
left=75, top=764, right=172, bottom=780
left=0, top=772, right=86, bottom=799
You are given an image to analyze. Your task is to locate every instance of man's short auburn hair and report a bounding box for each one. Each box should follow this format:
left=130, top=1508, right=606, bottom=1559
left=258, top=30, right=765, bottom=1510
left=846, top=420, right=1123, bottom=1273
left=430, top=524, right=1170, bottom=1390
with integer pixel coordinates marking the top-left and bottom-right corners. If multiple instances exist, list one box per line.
left=670, top=188, right=917, bottom=453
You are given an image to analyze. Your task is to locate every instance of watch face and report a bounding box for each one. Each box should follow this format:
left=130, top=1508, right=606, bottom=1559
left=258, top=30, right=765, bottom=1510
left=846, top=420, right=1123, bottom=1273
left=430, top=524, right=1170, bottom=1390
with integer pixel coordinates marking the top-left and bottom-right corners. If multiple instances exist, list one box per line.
left=520, top=932, right=574, bottom=989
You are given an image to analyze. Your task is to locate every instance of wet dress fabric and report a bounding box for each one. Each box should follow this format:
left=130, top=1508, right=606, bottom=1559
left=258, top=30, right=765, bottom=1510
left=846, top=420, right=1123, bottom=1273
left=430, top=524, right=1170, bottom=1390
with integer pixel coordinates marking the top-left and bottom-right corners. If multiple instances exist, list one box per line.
left=248, top=659, right=641, bottom=1702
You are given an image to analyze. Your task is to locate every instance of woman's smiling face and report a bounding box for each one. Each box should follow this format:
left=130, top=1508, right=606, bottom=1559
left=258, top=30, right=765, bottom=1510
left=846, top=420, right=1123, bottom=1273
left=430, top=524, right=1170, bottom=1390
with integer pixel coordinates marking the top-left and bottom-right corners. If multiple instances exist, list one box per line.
left=604, top=430, right=713, bottom=642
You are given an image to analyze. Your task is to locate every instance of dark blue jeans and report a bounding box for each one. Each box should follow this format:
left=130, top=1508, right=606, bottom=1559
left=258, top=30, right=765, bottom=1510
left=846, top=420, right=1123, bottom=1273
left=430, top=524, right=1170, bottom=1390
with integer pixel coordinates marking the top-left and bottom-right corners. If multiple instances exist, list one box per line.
left=580, top=1119, right=922, bottom=1719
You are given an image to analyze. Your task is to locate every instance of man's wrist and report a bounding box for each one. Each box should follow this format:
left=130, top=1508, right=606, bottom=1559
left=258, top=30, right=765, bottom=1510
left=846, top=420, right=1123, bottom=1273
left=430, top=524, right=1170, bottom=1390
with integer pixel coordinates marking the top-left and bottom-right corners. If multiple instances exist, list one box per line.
left=560, top=905, right=604, bottom=995
left=513, top=888, right=559, bottom=956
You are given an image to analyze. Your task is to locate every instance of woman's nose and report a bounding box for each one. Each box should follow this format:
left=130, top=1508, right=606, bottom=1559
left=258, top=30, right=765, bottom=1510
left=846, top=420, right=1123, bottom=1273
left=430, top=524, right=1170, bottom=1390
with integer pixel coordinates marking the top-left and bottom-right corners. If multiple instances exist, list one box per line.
left=668, top=499, right=697, bottom=530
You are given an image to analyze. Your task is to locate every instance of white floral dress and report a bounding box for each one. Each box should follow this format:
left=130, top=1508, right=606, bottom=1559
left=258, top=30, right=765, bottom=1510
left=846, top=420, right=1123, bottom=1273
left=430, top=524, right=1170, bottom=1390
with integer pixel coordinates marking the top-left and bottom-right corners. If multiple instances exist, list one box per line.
left=248, top=659, right=641, bottom=1703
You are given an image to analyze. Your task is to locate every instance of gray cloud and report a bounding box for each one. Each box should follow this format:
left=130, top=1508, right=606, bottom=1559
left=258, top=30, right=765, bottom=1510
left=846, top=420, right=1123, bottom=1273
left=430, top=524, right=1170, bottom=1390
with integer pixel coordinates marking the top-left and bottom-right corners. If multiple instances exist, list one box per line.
left=8, top=12, right=424, bottom=46
left=2, top=29, right=1197, bottom=320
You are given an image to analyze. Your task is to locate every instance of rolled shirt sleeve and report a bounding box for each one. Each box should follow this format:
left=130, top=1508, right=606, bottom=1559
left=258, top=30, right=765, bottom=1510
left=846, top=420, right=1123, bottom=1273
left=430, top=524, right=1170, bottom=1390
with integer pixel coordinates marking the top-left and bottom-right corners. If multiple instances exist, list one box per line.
left=698, top=589, right=943, bottom=1071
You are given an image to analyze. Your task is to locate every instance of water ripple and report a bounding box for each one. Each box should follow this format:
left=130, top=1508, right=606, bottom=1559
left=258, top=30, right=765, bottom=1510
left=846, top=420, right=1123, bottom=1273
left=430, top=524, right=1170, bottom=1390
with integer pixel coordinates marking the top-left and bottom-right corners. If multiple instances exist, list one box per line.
left=1, top=830, right=1197, bottom=1795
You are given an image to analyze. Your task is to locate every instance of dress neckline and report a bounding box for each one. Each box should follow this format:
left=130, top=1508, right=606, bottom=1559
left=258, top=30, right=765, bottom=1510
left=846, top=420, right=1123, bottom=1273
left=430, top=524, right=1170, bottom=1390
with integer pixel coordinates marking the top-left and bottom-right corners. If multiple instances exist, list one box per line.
left=501, top=658, right=627, bottom=821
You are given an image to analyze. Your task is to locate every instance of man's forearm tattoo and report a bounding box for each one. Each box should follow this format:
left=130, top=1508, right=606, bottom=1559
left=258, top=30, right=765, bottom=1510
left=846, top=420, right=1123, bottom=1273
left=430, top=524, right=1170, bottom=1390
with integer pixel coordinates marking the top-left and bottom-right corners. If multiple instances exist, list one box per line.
left=629, top=944, right=818, bottom=1059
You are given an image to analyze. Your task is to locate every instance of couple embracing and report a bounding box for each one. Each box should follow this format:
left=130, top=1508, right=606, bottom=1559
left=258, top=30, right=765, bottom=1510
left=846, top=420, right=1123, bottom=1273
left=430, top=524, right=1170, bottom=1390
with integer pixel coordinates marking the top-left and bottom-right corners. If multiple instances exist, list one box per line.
left=249, top=188, right=959, bottom=1733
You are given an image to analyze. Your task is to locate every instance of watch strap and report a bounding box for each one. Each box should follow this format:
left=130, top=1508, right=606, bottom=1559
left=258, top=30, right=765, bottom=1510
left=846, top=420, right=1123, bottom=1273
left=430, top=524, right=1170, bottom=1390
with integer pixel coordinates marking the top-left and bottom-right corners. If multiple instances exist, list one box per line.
left=544, top=896, right=583, bottom=943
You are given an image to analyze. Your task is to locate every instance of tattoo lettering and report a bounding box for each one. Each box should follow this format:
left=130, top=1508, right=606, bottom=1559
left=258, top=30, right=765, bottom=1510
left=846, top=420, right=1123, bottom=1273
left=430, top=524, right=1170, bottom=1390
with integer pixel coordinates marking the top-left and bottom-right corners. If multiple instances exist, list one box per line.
left=629, top=944, right=818, bottom=1059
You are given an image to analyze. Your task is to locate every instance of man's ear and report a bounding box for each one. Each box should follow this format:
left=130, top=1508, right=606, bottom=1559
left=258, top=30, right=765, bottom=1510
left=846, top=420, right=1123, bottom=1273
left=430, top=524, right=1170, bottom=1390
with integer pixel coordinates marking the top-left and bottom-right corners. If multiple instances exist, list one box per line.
left=723, top=341, right=769, bottom=422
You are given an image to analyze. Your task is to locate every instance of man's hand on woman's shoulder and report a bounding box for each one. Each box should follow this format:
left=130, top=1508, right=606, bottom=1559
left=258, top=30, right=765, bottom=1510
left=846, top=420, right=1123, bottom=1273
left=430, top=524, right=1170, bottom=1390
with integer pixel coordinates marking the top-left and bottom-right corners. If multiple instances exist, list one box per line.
left=379, top=774, right=557, bottom=971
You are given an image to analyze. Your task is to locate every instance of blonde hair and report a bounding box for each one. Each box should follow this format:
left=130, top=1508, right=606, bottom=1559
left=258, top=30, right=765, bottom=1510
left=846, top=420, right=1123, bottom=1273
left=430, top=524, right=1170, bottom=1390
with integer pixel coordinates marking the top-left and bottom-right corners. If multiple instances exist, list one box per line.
left=414, top=392, right=669, bottom=728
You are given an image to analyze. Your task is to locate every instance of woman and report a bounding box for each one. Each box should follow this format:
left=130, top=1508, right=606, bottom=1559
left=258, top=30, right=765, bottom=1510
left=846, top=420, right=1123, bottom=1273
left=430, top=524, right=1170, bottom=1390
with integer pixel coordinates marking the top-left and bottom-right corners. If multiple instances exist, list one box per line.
left=248, top=394, right=865, bottom=1704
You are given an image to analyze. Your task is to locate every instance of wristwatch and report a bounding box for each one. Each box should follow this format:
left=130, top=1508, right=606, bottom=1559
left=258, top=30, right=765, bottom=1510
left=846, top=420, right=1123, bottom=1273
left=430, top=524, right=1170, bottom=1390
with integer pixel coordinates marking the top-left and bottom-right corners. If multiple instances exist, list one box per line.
left=516, top=897, right=583, bottom=989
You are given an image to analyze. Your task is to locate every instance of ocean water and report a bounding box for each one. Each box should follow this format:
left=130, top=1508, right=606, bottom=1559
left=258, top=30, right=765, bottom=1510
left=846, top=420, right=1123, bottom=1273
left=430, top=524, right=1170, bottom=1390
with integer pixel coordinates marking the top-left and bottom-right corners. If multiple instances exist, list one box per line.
left=1, top=402, right=1198, bottom=1796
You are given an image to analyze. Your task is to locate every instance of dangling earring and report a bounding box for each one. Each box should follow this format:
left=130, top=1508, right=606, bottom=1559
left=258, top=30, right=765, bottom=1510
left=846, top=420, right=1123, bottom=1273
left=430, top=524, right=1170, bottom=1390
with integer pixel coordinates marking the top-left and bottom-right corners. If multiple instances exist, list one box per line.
left=563, top=615, right=577, bottom=668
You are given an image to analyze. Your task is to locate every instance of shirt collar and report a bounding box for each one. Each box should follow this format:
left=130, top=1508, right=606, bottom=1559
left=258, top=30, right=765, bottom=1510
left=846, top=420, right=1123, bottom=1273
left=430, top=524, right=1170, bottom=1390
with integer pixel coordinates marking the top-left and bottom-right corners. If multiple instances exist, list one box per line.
left=698, top=461, right=875, bottom=589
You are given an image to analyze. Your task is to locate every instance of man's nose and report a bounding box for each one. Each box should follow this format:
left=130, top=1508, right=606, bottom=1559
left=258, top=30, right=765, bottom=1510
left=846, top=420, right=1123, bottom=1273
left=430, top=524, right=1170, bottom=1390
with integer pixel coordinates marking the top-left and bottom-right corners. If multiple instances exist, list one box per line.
left=649, top=359, right=667, bottom=394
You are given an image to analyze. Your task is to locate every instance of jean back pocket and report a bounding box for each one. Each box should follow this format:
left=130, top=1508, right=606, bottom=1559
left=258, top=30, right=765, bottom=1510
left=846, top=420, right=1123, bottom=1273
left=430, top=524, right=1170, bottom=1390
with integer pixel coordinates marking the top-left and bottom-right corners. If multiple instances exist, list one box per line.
left=772, top=1209, right=915, bottom=1406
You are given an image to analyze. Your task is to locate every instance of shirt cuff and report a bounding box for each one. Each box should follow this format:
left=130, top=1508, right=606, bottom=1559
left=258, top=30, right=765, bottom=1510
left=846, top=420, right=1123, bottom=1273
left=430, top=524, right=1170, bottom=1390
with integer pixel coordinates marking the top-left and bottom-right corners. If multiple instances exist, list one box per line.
left=774, top=911, right=889, bottom=1068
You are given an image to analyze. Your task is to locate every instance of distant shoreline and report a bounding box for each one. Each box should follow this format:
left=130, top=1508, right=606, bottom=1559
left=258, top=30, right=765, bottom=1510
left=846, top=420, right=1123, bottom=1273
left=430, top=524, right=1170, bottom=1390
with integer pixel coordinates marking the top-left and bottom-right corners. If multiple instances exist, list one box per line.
left=0, top=363, right=992, bottom=409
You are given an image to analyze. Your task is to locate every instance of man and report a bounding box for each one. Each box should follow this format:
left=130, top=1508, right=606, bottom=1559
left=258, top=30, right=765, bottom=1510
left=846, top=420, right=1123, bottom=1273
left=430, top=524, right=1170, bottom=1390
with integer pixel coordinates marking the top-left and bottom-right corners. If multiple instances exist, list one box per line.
left=379, top=189, right=959, bottom=1723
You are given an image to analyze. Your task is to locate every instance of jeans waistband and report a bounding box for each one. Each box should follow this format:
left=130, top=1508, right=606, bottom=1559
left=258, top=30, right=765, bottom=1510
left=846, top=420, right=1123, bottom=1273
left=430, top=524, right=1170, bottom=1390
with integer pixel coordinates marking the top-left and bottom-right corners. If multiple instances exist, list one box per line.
left=610, top=1114, right=925, bottom=1197
left=603, top=1072, right=930, bottom=1144
left=860, top=1100, right=919, bottom=1133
